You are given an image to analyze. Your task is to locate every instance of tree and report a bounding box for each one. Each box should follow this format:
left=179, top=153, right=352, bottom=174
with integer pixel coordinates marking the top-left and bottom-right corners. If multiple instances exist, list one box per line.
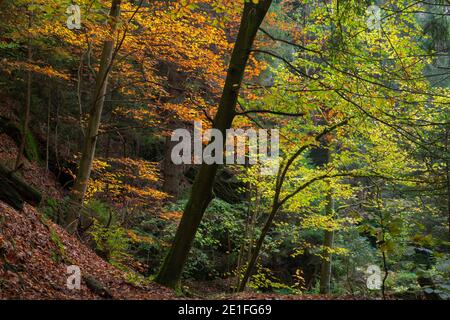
left=156, top=0, right=274, bottom=289
left=67, top=0, right=122, bottom=232
left=238, top=119, right=351, bottom=291
left=14, top=2, right=33, bottom=170
left=319, top=147, right=334, bottom=294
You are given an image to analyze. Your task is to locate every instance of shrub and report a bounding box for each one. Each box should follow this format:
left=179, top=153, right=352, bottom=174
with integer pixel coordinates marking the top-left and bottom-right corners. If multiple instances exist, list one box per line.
left=131, top=197, right=247, bottom=280
left=89, top=218, right=130, bottom=268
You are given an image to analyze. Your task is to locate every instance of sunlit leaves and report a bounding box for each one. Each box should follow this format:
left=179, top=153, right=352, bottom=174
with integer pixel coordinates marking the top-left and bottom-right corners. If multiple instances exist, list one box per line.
left=86, top=158, right=169, bottom=209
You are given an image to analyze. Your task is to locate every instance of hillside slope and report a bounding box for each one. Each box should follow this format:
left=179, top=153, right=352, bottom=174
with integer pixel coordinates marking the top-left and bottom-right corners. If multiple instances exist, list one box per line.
left=0, top=201, right=176, bottom=300
left=0, top=133, right=174, bottom=300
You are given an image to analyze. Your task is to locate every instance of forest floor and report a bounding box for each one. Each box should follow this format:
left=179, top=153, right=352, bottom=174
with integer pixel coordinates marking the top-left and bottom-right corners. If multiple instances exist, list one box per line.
left=0, top=199, right=369, bottom=300
left=0, top=133, right=370, bottom=300
left=0, top=201, right=175, bottom=299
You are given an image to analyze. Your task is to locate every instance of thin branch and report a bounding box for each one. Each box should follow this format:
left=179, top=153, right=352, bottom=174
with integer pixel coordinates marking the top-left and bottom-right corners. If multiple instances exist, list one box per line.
left=236, top=109, right=305, bottom=117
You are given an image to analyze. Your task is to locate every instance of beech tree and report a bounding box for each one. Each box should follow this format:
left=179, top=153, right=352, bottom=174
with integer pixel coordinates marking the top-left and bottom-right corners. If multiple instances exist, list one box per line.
left=67, top=0, right=122, bottom=232
left=156, top=0, right=274, bottom=289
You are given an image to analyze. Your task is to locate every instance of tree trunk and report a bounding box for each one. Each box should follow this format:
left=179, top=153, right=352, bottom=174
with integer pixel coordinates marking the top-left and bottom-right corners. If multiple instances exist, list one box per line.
left=155, top=0, right=273, bottom=289
left=15, top=5, right=33, bottom=170
left=46, top=85, right=51, bottom=174
left=235, top=180, right=259, bottom=291
left=319, top=190, right=334, bottom=294
left=239, top=202, right=279, bottom=291
left=68, top=0, right=121, bottom=231
left=83, top=275, right=113, bottom=299
left=445, top=128, right=450, bottom=235
left=0, top=164, right=41, bottom=210
left=318, top=139, right=335, bottom=294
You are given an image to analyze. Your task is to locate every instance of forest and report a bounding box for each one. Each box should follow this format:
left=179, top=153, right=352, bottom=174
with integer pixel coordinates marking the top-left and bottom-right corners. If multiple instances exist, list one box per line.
left=0, top=0, right=449, bottom=301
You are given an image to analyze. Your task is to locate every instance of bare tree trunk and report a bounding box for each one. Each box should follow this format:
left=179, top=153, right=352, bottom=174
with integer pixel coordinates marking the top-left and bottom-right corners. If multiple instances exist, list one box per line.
left=67, top=0, right=122, bottom=232
left=235, top=181, right=259, bottom=292
left=319, top=190, right=334, bottom=294
left=445, top=128, right=450, bottom=235
left=319, top=143, right=335, bottom=294
left=239, top=202, right=279, bottom=291
left=155, top=0, right=273, bottom=289
left=45, top=85, right=51, bottom=175
left=15, top=5, right=33, bottom=170
left=71, top=0, right=121, bottom=202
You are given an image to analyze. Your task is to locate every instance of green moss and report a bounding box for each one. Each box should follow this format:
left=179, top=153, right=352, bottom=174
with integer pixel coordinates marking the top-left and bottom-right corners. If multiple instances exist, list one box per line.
left=49, top=228, right=66, bottom=263
left=23, top=129, right=41, bottom=163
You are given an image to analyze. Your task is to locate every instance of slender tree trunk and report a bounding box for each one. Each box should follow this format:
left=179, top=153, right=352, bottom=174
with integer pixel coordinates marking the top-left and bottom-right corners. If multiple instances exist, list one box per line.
left=45, top=85, right=51, bottom=175
left=247, top=195, right=258, bottom=263
left=445, top=128, right=450, bottom=235
left=238, top=202, right=279, bottom=291
left=54, top=87, right=61, bottom=182
left=319, top=190, right=334, bottom=294
left=319, top=143, right=335, bottom=294
left=69, top=0, right=121, bottom=218
left=375, top=185, right=388, bottom=300
left=15, top=5, right=33, bottom=170
left=155, top=0, right=273, bottom=289
left=381, top=251, right=388, bottom=300
left=235, top=181, right=258, bottom=291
